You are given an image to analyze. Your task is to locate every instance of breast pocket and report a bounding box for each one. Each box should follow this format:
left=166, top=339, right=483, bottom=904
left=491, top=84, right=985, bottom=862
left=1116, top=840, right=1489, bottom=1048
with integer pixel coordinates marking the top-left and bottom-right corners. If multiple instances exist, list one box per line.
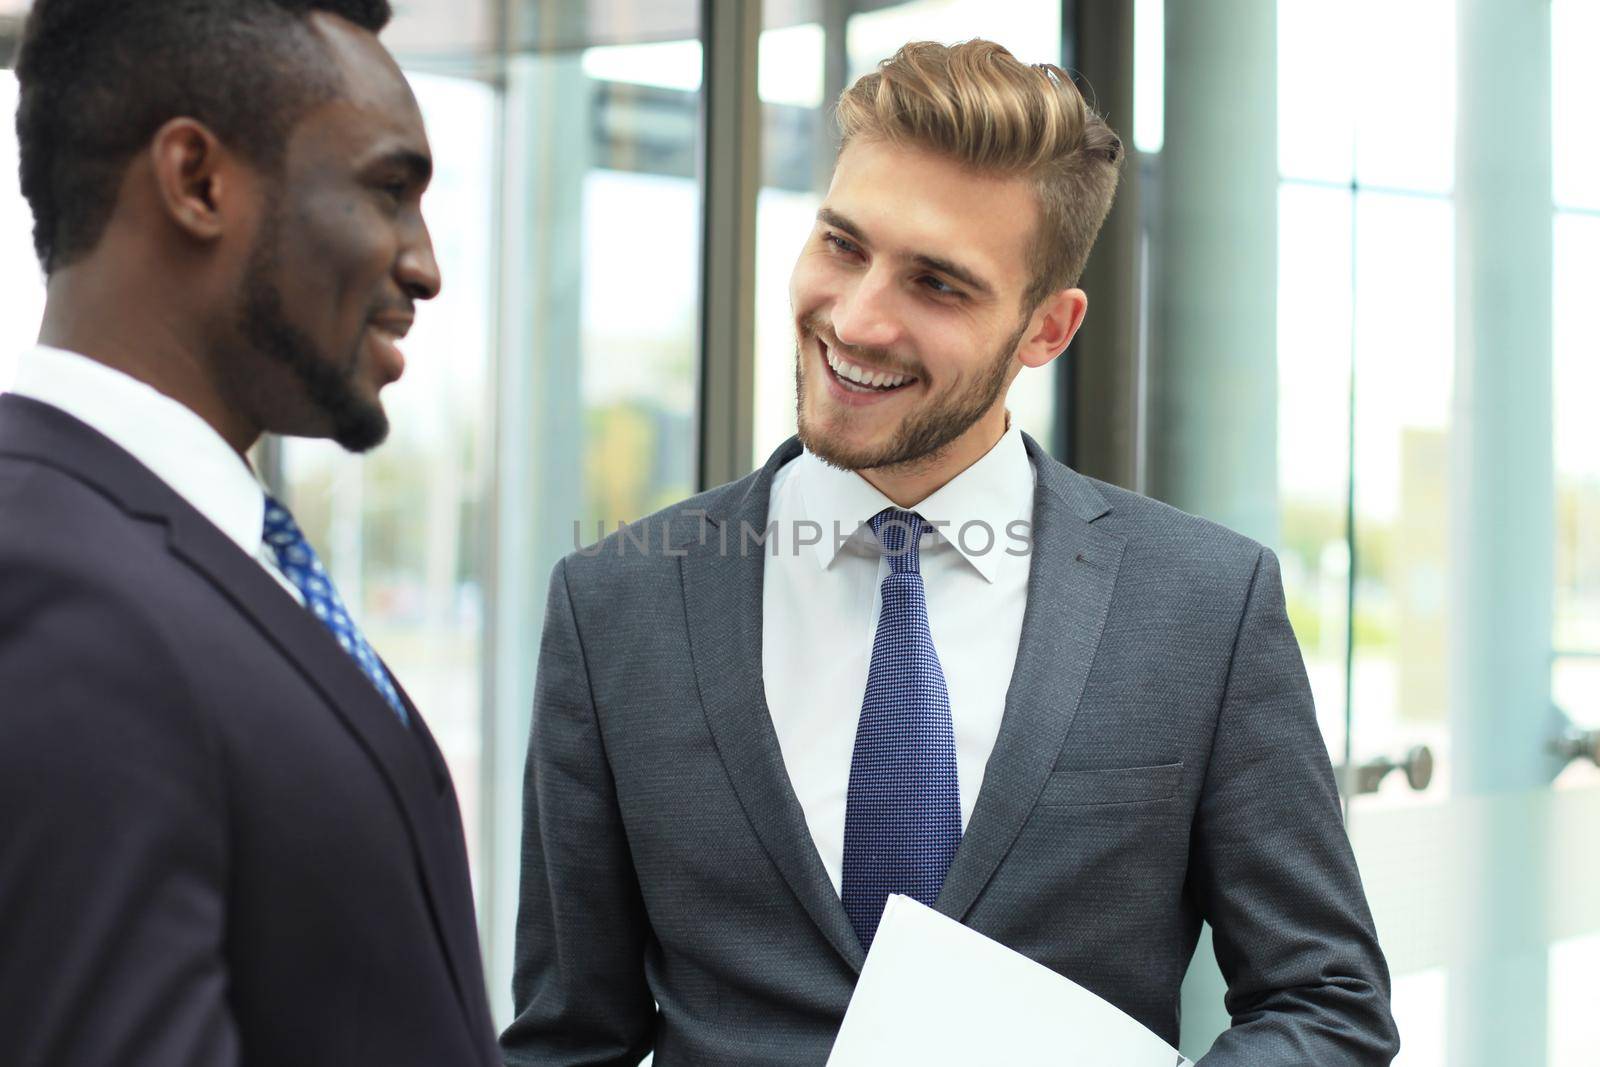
left=1035, top=761, right=1184, bottom=807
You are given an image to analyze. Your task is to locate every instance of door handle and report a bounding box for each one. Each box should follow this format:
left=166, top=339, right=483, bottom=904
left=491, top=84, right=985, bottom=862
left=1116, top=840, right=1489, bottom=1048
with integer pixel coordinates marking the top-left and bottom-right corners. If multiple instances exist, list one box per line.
left=1549, top=727, right=1600, bottom=770
left=1341, top=744, right=1434, bottom=796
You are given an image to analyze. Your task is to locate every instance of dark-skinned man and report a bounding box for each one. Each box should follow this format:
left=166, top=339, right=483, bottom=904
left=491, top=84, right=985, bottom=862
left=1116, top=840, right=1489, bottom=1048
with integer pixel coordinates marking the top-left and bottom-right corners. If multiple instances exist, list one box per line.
left=0, top=2, right=498, bottom=1064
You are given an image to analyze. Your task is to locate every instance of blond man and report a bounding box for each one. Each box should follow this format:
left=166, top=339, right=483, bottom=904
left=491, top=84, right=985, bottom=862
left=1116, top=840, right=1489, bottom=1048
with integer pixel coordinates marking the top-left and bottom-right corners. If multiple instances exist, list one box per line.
left=501, top=41, right=1398, bottom=1066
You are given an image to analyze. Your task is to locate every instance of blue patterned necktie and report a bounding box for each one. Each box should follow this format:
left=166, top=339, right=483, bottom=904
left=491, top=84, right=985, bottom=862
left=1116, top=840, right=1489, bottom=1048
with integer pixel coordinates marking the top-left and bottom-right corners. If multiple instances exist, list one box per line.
left=262, top=495, right=408, bottom=725
left=840, top=508, right=962, bottom=950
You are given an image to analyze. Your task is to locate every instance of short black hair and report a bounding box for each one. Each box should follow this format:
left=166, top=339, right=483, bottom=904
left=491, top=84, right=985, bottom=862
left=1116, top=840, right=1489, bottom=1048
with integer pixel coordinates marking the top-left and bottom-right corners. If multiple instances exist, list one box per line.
left=14, top=0, right=394, bottom=274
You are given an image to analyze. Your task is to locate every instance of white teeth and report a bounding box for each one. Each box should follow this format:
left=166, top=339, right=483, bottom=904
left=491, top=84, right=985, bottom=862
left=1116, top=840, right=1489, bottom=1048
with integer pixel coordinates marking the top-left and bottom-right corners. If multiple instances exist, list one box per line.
left=825, top=347, right=910, bottom=390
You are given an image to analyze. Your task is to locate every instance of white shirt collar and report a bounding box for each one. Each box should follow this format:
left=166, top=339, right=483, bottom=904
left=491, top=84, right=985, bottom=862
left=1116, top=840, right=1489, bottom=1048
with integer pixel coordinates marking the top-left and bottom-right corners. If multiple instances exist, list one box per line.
left=9, top=344, right=269, bottom=559
left=793, top=419, right=1034, bottom=583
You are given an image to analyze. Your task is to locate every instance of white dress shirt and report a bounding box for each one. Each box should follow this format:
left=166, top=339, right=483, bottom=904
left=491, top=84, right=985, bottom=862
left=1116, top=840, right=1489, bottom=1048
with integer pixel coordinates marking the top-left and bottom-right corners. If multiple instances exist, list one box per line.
left=8, top=344, right=303, bottom=603
left=762, top=423, right=1035, bottom=895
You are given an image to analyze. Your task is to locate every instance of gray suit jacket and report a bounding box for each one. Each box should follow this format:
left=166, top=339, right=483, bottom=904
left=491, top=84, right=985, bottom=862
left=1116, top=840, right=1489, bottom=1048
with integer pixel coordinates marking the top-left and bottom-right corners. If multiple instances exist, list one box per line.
left=501, top=434, right=1398, bottom=1066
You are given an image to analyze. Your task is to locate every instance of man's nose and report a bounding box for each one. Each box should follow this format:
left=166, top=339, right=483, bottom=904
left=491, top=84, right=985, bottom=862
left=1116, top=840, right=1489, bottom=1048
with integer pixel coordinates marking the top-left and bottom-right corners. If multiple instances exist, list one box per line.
left=830, top=270, right=901, bottom=351
left=397, top=220, right=442, bottom=302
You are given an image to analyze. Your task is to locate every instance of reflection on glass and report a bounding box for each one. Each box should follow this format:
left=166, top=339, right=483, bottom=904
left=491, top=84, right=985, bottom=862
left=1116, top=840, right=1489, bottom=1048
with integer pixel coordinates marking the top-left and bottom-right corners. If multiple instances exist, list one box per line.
left=1276, top=183, right=1353, bottom=762
left=582, top=39, right=702, bottom=93
left=1349, top=192, right=1455, bottom=801
left=565, top=37, right=701, bottom=524
left=500, top=26, right=702, bottom=536
left=280, top=72, right=497, bottom=882
left=0, top=72, right=46, bottom=391
left=579, top=168, right=698, bottom=518
left=1553, top=0, right=1600, bottom=211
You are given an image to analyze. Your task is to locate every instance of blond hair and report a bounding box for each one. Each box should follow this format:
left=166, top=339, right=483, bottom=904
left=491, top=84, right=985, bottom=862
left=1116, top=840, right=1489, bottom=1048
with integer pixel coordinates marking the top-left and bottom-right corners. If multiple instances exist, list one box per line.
left=835, top=39, right=1123, bottom=310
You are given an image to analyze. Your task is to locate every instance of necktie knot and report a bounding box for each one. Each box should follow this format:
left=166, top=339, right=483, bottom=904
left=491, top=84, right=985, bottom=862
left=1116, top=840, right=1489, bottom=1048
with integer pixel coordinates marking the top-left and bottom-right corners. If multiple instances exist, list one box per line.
left=870, top=508, right=926, bottom=576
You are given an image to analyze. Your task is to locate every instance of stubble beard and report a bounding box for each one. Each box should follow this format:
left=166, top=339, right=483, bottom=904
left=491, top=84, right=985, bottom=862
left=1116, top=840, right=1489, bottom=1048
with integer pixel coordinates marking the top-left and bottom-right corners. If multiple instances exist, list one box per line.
left=235, top=202, right=390, bottom=454
left=794, top=313, right=1025, bottom=475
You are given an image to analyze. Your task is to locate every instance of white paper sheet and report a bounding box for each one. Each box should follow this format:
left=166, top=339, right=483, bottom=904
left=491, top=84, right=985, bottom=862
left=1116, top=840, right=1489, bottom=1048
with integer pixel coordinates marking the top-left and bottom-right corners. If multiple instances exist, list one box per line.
left=827, top=895, right=1195, bottom=1066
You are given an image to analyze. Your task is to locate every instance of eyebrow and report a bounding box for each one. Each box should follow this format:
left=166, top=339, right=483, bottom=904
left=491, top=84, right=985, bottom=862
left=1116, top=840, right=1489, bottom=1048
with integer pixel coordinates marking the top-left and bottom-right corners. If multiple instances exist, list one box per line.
left=815, top=206, right=995, bottom=298
left=373, top=147, right=433, bottom=187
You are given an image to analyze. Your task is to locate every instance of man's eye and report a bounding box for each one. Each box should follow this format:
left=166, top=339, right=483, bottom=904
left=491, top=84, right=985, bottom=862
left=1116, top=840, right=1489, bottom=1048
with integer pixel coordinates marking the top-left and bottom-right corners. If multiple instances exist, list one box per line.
left=920, top=275, right=958, bottom=296
left=823, top=232, right=858, bottom=255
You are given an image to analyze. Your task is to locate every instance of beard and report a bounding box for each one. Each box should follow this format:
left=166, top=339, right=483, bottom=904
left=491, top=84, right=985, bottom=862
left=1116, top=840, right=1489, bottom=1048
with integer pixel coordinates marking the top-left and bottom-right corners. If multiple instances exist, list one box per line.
left=236, top=209, right=389, bottom=454
left=794, top=312, right=1025, bottom=473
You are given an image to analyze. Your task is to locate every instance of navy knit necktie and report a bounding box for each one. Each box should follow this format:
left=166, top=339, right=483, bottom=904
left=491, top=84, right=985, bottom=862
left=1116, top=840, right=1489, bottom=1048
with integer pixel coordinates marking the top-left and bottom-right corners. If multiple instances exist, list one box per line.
left=262, top=496, right=408, bottom=725
left=840, top=508, right=962, bottom=950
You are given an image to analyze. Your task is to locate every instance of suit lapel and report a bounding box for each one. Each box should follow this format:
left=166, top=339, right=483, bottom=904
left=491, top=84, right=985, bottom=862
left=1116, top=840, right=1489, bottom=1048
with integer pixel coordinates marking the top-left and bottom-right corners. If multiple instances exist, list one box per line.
left=680, top=439, right=868, bottom=973
left=0, top=396, right=487, bottom=1041
left=934, top=435, right=1125, bottom=922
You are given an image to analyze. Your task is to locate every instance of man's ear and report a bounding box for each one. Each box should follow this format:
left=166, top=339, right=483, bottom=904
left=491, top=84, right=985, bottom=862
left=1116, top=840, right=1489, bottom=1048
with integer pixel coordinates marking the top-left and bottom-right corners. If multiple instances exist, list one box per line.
left=147, top=118, right=244, bottom=244
left=1016, top=287, right=1089, bottom=369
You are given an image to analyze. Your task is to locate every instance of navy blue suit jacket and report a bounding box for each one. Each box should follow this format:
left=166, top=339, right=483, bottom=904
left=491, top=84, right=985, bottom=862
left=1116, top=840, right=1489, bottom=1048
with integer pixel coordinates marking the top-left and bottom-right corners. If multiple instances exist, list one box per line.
left=0, top=394, right=498, bottom=1066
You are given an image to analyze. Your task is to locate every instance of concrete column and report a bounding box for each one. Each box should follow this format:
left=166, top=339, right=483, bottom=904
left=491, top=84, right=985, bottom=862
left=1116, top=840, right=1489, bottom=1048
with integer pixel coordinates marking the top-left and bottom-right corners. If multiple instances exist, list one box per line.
left=1447, top=0, right=1554, bottom=1062
left=1148, top=0, right=1278, bottom=548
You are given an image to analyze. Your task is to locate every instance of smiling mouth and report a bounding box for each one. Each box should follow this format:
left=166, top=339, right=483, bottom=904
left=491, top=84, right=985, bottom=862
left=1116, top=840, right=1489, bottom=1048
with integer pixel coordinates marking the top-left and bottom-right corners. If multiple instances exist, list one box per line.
left=366, top=320, right=411, bottom=383
left=821, top=341, right=918, bottom=394
left=369, top=314, right=413, bottom=342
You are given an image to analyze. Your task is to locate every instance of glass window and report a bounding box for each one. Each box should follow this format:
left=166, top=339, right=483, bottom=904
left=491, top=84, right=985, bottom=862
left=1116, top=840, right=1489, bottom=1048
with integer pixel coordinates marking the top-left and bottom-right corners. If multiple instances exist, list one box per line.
left=1277, top=1, right=1356, bottom=184
left=1276, top=182, right=1353, bottom=762
left=0, top=71, right=46, bottom=390
left=569, top=52, right=699, bottom=522
left=754, top=185, right=820, bottom=461
left=1276, top=0, right=1461, bottom=802
left=1279, top=0, right=1455, bottom=194
left=1549, top=933, right=1600, bottom=1065
left=578, top=167, right=699, bottom=517
left=1389, top=967, right=1448, bottom=1067
left=1349, top=192, right=1455, bottom=801
left=1350, top=0, right=1455, bottom=194
left=1553, top=0, right=1600, bottom=211
left=1553, top=214, right=1600, bottom=655
left=1132, top=0, right=1164, bottom=155
left=1552, top=210, right=1600, bottom=789
left=1551, top=5, right=1600, bottom=773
